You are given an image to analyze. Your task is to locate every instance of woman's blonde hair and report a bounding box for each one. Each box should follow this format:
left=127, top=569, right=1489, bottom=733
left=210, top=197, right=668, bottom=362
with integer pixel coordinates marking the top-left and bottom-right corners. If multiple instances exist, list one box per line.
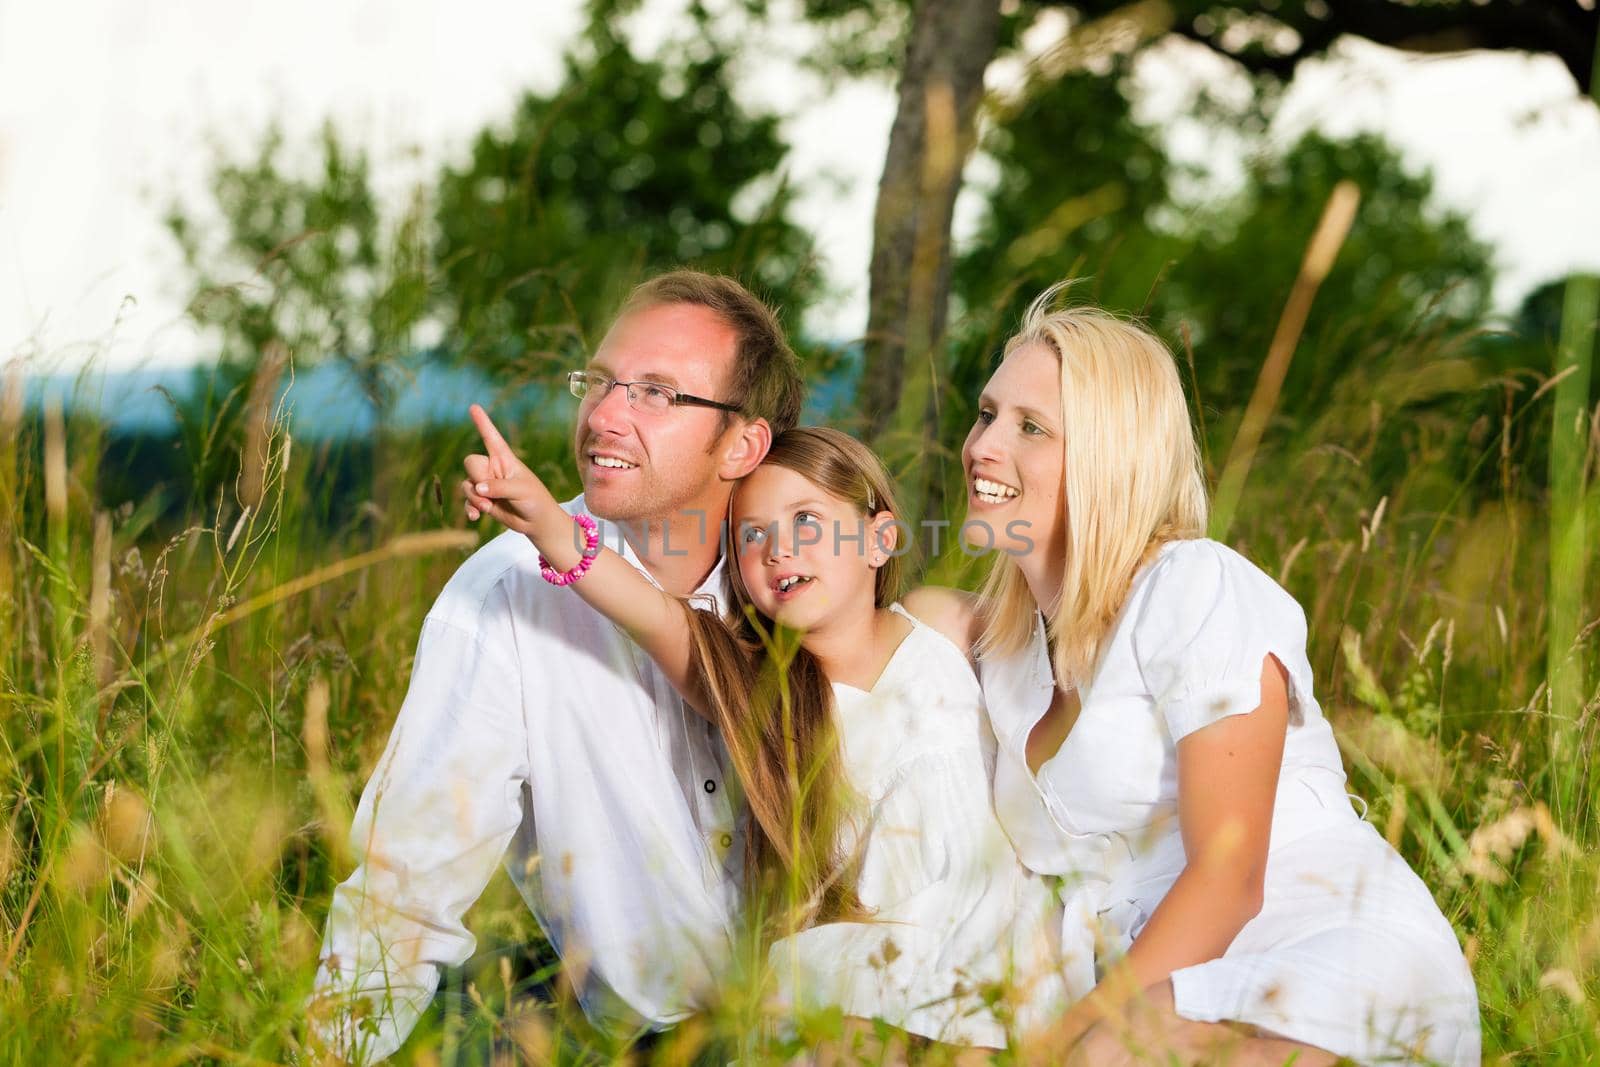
left=976, top=284, right=1208, bottom=687
left=685, top=427, right=909, bottom=934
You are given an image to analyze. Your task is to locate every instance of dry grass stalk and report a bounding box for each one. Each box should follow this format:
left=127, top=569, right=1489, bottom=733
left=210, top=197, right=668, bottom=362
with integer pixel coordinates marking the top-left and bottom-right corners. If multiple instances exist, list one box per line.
left=1461, top=801, right=1577, bottom=884
left=987, top=0, right=1176, bottom=123
left=44, top=395, right=67, bottom=532
left=145, top=528, right=476, bottom=675
left=90, top=510, right=114, bottom=725
left=240, top=341, right=288, bottom=509
left=43, top=395, right=73, bottom=655
left=0, top=363, right=21, bottom=654
left=206, top=529, right=476, bottom=633
left=1211, top=180, right=1361, bottom=538
left=302, top=675, right=348, bottom=870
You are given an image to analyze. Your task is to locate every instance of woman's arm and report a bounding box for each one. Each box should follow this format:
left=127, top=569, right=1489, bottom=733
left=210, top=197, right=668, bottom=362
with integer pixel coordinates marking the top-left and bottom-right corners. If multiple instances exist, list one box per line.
left=462, top=404, right=710, bottom=717
left=1043, top=654, right=1289, bottom=1048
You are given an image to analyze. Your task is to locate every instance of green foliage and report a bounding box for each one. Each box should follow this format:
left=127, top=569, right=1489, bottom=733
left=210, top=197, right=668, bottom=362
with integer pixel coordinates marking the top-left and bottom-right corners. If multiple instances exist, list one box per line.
left=8, top=308, right=1600, bottom=1058
left=165, top=123, right=432, bottom=410
left=164, top=123, right=434, bottom=511
left=952, top=62, right=1181, bottom=322
left=163, top=4, right=824, bottom=510
left=942, top=85, right=1505, bottom=526
left=1161, top=131, right=1494, bottom=419
left=434, top=12, right=820, bottom=377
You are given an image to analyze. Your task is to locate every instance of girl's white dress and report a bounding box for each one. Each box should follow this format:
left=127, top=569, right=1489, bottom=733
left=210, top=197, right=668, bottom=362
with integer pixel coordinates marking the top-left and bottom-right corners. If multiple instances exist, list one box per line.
left=771, top=603, right=1067, bottom=1047
left=978, top=539, right=1480, bottom=1066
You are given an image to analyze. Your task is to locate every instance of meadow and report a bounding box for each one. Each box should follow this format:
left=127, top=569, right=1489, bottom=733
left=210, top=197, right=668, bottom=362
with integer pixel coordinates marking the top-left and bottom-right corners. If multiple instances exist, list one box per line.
left=2, top=241, right=1596, bottom=1067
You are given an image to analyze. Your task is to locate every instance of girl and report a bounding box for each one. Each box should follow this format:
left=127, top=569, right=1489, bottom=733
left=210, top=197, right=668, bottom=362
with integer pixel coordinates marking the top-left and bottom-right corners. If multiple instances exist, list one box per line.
left=462, top=408, right=1064, bottom=1053
left=931, top=287, right=1479, bottom=1065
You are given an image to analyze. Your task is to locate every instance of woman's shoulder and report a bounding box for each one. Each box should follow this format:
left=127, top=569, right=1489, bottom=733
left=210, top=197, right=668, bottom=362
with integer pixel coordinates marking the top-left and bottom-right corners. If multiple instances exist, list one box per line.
left=901, top=585, right=983, bottom=656
left=1141, top=538, right=1279, bottom=596
left=1132, top=538, right=1305, bottom=639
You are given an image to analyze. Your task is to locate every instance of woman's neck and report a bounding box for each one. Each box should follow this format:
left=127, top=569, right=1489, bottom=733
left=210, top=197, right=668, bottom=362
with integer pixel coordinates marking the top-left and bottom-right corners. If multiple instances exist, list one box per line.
left=1017, top=554, right=1064, bottom=626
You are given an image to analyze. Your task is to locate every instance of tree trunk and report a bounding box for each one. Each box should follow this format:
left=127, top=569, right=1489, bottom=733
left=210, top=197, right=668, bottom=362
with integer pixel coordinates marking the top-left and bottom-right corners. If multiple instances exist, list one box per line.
left=859, top=0, right=1000, bottom=449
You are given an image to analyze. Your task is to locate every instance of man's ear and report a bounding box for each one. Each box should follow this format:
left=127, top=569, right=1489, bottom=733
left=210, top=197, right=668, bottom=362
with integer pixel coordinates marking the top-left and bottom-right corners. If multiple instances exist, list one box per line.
left=719, top=417, right=772, bottom=481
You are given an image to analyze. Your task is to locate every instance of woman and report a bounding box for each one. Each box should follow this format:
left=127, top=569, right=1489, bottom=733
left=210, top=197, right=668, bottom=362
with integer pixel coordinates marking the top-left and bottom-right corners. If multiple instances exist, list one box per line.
left=932, top=287, right=1479, bottom=1065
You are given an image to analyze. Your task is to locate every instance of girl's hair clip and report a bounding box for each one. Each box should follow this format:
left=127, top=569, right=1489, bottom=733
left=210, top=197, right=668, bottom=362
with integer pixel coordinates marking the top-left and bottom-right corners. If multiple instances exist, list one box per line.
left=866, top=488, right=877, bottom=512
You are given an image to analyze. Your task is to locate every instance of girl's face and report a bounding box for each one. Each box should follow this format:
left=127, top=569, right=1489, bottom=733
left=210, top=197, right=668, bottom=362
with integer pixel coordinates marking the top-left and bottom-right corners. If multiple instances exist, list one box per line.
left=731, top=463, right=889, bottom=633
left=961, top=342, right=1066, bottom=561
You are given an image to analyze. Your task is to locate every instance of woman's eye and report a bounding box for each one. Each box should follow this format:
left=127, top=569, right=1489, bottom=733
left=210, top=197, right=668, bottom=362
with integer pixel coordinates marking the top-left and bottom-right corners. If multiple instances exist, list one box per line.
left=1022, top=419, right=1044, bottom=435
left=976, top=409, right=995, bottom=425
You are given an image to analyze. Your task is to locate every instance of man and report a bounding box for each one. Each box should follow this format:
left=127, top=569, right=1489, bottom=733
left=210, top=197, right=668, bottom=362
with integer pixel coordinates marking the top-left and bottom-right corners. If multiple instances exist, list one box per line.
left=310, top=271, right=805, bottom=1062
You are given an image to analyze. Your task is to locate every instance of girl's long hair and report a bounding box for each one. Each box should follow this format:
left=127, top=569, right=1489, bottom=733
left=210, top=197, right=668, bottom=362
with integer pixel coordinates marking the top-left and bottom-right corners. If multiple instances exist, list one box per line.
left=977, top=284, right=1208, bottom=688
left=685, top=427, right=908, bottom=934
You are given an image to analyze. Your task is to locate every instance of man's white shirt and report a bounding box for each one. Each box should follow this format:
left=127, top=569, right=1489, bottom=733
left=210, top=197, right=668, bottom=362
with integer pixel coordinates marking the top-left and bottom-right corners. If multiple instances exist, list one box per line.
left=312, top=496, right=741, bottom=1062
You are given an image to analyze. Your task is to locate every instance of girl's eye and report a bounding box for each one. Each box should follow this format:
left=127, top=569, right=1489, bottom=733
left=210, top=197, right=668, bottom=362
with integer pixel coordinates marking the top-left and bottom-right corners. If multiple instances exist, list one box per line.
left=1022, top=419, right=1044, bottom=435
left=741, top=525, right=767, bottom=547
left=976, top=409, right=995, bottom=425
left=795, top=511, right=819, bottom=525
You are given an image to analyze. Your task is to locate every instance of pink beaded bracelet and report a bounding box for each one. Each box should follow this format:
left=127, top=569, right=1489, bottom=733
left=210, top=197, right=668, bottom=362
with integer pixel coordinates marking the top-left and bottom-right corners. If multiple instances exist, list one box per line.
left=539, top=513, right=601, bottom=586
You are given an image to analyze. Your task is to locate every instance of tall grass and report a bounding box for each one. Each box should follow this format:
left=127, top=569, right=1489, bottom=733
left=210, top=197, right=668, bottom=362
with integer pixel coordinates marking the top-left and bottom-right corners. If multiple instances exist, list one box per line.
left=3, top=260, right=1598, bottom=1067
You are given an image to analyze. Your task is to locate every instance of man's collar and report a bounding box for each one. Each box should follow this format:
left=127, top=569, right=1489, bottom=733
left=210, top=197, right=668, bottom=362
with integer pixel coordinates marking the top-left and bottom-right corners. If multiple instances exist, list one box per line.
left=563, top=494, right=731, bottom=614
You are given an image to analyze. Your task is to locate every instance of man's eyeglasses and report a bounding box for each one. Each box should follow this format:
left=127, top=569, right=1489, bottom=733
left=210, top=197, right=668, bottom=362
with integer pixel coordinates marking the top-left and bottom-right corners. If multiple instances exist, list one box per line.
left=568, top=370, right=743, bottom=416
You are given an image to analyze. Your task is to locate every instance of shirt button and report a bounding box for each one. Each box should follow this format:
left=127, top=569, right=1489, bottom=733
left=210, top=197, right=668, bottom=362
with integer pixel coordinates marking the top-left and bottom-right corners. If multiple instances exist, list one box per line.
left=704, top=779, right=717, bottom=794
left=720, top=833, right=733, bottom=849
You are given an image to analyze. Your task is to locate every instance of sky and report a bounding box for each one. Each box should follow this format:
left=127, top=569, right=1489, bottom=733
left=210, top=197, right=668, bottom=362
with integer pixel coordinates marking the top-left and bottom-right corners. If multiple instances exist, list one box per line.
left=2, top=0, right=1597, bottom=374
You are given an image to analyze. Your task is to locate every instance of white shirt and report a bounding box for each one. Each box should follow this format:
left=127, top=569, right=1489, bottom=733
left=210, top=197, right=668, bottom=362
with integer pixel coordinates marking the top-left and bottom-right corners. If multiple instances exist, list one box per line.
left=313, top=496, right=742, bottom=1063
left=771, top=605, right=1067, bottom=1047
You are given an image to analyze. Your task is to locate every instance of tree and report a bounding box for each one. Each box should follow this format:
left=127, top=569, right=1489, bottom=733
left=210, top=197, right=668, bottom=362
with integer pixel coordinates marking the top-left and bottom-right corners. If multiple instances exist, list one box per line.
left=165, top=0, right=824, bottom=512
left=165, top=123, right=432, bottom=510
left=856, top=0, right=999, bottom=443
left=434, top=7, right=821, bottom=379
left=777, top=0, right=1598, bottom=436
left=1159, top=131, right=1493, bottom=422
left=940, top=101, right=1497, bottom=515
left=915, top=59, right=1182, bottom=518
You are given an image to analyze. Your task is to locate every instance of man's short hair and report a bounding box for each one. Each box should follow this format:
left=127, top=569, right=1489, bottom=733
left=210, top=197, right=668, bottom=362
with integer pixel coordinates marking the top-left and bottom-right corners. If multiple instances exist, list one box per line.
left=619, top=270, right=804, bottom=436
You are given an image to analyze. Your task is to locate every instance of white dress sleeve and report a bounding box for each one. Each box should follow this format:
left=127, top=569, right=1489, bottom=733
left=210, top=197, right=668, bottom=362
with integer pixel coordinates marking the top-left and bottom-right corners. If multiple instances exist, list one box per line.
left=1130, top=540, right=1314, bottom=744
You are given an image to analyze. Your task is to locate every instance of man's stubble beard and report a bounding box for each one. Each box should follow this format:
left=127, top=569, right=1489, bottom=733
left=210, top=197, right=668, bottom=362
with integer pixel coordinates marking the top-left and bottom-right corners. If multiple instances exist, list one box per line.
left=575, top=427, right=727, bottom=530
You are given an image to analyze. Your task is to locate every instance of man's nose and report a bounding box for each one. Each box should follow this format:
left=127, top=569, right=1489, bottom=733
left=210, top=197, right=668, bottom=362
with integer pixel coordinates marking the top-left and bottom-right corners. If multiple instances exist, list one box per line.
left=585, top=382, right=632, bottom=436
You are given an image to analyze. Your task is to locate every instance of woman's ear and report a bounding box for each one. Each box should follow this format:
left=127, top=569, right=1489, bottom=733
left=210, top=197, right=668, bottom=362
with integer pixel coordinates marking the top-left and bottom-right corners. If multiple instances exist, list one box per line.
left=868, top=510, right=899, bottom=567
left=719, top=417, right=772, bottom=480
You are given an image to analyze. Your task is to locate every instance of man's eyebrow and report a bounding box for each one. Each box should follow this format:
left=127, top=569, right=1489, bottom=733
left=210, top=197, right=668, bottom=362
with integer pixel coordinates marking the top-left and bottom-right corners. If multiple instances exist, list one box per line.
left=585, top=360, right=682, bottom=390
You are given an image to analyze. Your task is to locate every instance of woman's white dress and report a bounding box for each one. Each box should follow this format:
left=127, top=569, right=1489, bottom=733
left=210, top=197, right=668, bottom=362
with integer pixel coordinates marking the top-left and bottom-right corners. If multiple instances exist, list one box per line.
left=977, top=539, right=1480, bottom=1065
left=771, top=603, right=1067, bottom=1047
